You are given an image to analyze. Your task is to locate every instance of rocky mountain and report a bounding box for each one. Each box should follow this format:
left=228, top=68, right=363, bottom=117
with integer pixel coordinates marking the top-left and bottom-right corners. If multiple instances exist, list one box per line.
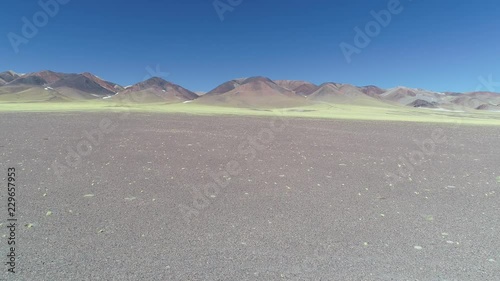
left=50, top=73, right=116, bottom=97
left=408, top=99, right=437, bottom=108
left=0, top=70, right=499, bottom=111
left=0, top=71, right=20, bottom=83
left=360, top=85, right=386, bottom=97
left=0, top=70, right=120, bottom=101
left=306, top=83, right=388, bottom=107
left=274, top=80, right=319, bottom=96
left=199, top=76, right=309, bottom=108
left=205, top=79, right=246, bottom=96
left=113, top=77, right=198, bottom=103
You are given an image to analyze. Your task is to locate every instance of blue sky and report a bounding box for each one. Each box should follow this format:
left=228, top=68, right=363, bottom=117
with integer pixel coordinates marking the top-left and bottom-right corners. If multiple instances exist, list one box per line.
left=1, top=0, right=499, bottom=92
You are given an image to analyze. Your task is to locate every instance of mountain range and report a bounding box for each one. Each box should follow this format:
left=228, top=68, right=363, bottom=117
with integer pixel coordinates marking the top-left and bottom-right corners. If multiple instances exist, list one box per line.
left=1, top=70, right=499, bottom=111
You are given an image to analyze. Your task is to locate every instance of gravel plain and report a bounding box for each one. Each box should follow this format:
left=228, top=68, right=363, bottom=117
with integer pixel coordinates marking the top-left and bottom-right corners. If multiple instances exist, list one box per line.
left=0, top=112, right=499, bottom=280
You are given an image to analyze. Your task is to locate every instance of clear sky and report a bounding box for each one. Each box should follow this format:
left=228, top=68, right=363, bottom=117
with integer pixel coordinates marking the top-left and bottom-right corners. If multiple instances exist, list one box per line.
left=1, top=0, right=499, bottom=92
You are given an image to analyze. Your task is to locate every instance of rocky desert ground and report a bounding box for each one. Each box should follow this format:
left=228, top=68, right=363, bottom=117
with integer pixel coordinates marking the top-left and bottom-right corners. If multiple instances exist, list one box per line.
left=1, top=112, right=499, bottom=280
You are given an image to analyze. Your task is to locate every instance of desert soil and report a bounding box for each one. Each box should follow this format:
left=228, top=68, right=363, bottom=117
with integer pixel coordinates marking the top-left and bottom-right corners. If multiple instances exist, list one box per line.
left=1, top=112, right=499, bottom=280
